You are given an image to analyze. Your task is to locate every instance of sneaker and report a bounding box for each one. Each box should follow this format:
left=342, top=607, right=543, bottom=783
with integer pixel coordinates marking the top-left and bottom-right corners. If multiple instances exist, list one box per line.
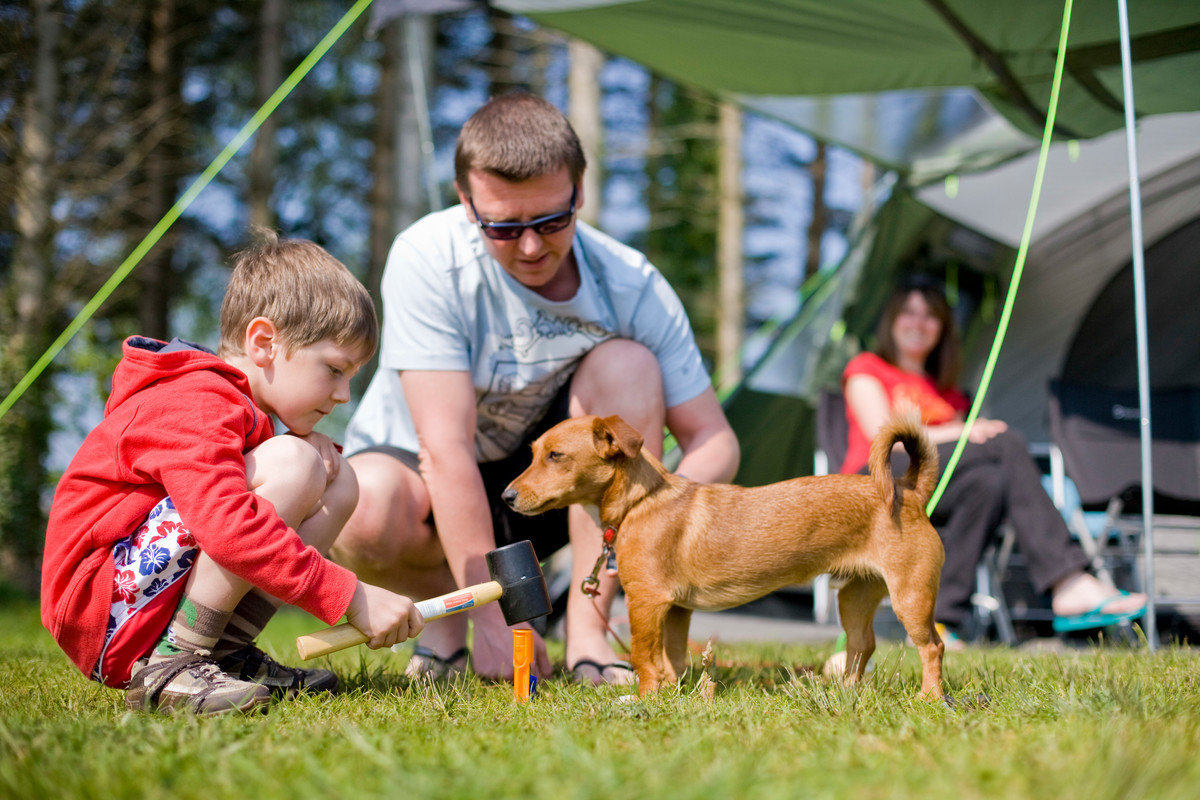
left=126, top=652, right=271, bottom=716
left=217, top=644, right=339, bottom=697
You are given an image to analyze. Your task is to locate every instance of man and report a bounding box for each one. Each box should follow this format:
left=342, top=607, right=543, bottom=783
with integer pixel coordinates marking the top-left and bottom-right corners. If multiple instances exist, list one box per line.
left=335, top=91, right=739, bottom=684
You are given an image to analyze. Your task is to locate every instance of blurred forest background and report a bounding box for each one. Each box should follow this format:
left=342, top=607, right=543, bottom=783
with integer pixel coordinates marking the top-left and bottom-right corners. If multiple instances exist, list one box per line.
left=0, top=0, right=868, bottom=594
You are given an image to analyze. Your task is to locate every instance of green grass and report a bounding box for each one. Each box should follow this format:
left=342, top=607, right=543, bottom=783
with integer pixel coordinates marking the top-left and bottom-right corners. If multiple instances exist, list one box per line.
left=2, top=598, right=1198, bottom=800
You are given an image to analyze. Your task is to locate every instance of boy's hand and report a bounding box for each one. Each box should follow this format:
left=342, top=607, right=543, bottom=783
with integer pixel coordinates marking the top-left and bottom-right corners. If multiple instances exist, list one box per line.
left=346, top=581, right=424, bottom=649
left=292, top=430, right=342, bottom=484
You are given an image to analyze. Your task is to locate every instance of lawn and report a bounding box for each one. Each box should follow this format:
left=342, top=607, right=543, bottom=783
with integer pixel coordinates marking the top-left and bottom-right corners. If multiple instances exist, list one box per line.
left=2, top=596, right=1198, bottom=800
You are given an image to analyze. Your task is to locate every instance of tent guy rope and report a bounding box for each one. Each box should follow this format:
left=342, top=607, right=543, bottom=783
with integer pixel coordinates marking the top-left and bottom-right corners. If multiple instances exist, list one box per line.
left=926, top=0, right=1074, bottom=515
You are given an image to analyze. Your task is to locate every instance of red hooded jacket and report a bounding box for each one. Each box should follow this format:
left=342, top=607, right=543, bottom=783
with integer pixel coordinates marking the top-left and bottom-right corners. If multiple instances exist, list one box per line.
left=41, top=337, right=358, bottom=678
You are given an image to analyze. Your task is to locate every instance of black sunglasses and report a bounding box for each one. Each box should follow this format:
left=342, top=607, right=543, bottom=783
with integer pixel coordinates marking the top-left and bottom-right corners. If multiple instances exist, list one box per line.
left=469, top=186, right=577, bottom=241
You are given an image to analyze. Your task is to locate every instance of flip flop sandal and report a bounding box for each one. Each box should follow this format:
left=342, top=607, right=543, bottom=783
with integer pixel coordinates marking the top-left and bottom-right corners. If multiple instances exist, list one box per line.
left=1052, top=590, right=1148, bottom=633
left=404, top=645, right=469, bottom=680
left=570, top=659, right=636, bottom=686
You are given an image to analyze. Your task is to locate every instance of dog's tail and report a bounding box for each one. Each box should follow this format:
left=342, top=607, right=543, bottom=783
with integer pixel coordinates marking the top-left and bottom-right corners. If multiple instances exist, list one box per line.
left=867, top=411, right=940, bottom=514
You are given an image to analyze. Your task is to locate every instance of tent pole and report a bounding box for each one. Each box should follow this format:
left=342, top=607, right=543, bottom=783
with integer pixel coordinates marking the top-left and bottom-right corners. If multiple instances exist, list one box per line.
left=1117, top=0, right=1157, bottom=650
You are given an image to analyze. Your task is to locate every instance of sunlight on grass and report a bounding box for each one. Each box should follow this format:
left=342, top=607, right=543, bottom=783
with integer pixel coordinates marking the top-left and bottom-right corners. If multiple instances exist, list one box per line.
left=2, top=600, right=1198, bottom=800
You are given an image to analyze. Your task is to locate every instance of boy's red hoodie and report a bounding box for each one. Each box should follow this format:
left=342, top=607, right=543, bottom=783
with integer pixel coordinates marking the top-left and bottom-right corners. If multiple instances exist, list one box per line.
left=41, top=337, right=358, bottom=678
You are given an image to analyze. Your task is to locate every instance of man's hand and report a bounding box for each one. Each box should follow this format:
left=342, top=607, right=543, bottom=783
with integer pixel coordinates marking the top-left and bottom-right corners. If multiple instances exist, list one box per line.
left=468, top=603, right=553, bottom=679
left=345, top=581, right=425, bottom=649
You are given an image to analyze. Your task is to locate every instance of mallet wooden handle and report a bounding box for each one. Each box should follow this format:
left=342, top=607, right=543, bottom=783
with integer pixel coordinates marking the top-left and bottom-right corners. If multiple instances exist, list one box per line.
left=296, top=580, right=504, bottom=660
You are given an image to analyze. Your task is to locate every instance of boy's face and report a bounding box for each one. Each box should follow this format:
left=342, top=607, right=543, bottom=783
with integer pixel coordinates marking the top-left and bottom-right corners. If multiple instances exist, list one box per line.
left=255, top=338, right=369, bottom=435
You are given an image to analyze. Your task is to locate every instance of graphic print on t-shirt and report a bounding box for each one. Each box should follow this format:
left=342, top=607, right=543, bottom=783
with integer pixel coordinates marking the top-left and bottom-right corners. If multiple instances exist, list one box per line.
left=475, top=311, right=612, bottom=461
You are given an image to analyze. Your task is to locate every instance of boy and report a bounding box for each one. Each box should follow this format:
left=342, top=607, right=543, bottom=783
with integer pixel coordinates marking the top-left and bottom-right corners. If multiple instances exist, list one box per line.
left=41, top=231, right=423, bottom=715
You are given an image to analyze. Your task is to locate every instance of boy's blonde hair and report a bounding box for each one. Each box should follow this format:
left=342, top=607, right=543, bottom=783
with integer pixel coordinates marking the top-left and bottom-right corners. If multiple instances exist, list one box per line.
left=218, top=229, right=378, bottom=359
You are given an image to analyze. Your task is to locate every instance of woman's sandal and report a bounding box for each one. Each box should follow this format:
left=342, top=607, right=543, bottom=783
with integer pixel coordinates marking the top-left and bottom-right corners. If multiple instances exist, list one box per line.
left=570, top=659, right=637, bottom=686
left=404, top=645, right=469, bottom=680
left=1052, top=590, right=1148, bottom=632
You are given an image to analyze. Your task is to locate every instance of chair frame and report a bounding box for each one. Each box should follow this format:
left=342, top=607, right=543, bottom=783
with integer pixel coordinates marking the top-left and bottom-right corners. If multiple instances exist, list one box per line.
left=1048, top=379, right=1200, bottom=642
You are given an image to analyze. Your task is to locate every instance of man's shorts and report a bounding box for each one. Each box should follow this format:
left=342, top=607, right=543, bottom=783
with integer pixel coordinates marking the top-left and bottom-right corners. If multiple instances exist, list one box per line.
left=93, top=496, right=197, bottom=688
left=352, top=381, right=572, bottom=561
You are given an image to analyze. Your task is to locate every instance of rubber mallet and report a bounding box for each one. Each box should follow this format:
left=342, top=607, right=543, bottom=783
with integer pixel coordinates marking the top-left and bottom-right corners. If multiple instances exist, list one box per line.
left=295, top=540, right=552, bottom=660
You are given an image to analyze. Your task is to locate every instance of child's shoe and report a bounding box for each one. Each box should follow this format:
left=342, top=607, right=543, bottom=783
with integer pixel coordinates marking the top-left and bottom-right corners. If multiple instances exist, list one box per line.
left=126, top=652, right=270, bottom=715
left=218, top=644, right=339, bottom=697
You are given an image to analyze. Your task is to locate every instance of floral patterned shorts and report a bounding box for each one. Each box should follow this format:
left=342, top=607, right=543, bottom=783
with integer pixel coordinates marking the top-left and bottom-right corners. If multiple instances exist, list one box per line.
left=93, top=497, right=198, bottom=687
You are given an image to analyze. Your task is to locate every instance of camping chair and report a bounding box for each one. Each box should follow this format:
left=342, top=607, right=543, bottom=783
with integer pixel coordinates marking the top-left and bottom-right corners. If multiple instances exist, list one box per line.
left=1048, top=380, right=1200, bottom=635
left=812, top=390, right=1017, bottom=644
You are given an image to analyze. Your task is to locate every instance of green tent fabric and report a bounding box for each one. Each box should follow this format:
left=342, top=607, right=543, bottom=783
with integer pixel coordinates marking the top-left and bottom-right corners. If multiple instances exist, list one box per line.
left=495, top=0, right=1200, bottom=485
left=496, top=0, right=1200, bottom=176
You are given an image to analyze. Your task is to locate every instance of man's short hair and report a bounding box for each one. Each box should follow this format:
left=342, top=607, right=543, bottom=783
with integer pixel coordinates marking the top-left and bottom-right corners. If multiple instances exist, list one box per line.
left=454, top=91, right=587, bottom=194
left=218, top=228, right=379, bottom=359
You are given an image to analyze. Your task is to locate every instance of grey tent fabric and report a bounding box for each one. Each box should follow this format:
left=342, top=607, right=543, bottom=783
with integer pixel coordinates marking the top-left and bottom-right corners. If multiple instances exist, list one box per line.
left=1063, top=216, right=1200, bottom=392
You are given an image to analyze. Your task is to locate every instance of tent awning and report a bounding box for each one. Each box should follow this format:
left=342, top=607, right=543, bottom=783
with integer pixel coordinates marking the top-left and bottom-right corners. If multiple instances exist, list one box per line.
left=494, top=0, right=1200, bottom=177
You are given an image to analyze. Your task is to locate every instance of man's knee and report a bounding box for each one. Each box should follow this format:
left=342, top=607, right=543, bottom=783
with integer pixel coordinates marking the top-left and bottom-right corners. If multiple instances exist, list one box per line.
left=322, top=457, right=360, bottom=524
left=571, top=339, right=665, bottom=421
left=577, top=339, right=659, bottom=382
left=335, top=453, right=432, bottom=571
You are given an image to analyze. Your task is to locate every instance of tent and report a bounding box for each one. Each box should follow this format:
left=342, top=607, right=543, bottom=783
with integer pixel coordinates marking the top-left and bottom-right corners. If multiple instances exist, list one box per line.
left=490, top=0, right=1200, bottom=457
left=493, top=0, right=1200, bottom=172
left=492, top=0, right=1200, bottom=639
left=734, top=110, right=1200, bottom=479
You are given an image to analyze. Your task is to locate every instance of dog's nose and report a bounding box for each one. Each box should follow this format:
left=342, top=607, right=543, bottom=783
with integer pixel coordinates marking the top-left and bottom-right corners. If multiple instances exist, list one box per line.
left=501, top=487, right=519, bottom=509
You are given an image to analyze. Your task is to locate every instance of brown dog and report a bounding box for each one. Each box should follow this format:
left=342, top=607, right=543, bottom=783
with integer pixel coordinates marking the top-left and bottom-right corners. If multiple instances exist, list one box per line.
left=502, top=412, right=946, bottom=700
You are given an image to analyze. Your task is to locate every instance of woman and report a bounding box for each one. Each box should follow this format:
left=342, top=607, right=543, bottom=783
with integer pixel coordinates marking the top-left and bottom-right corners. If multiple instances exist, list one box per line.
left=841, top=278, right=1146, bottom=641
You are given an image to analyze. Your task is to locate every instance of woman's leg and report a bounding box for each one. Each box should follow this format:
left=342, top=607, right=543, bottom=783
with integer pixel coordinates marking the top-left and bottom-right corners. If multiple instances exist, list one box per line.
left=965, top=429, right=1144, bottom=616
left=981, top=429, right=1090, bottom=593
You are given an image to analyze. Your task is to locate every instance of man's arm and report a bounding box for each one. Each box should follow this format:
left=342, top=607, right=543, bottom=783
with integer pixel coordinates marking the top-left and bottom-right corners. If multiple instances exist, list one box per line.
left=400, top=369, right=541, bottom=678
left=665, top=386, right=740, bottom=484
left=401, top=370, right=495, bottom=589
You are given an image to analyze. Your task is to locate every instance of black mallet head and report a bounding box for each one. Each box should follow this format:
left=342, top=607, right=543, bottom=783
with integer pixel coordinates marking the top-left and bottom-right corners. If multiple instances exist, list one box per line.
left=486, top=540, right=552, bottom=624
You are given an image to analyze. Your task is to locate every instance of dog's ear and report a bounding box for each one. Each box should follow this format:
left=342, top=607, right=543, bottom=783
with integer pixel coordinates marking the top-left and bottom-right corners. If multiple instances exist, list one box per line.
left=592, top=415, right=644, bottom=460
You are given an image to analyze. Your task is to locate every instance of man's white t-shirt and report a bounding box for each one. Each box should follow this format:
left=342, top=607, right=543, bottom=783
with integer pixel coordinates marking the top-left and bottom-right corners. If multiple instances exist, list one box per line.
left=344, top=206, right=711, bottom=463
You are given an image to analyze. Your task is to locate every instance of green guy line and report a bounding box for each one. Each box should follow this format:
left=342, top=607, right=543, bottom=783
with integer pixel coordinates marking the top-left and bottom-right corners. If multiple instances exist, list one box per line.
left=0, top=0, right=375, bottom=424
left=927, top=0, right=1073, bottom=515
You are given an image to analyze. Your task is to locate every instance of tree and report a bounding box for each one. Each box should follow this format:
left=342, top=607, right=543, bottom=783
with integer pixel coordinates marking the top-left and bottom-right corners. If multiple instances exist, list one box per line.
left=640, top=77, right=720, bottom=362
left=249, top=0, right=284, bottom=230
left=0, top=0, right=230, bottom=590
left=568, top=38, right=603, bottom=228
left=1, top=0, right=59, bottom=593
left=716, top=101, right=744, bottom=390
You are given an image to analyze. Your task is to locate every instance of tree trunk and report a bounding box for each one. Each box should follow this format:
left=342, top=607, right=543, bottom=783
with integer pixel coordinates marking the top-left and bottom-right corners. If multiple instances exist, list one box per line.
left=249, top=0, right=284, bottom=231
left=486, top=9, right=520, bottom=97
left=568, top=38, right=603, bottom=227
left=397, top=15, right=434, bottom=231
left=367, top=15, right=434, bottom=297
left=805, top=140, right=828, bottom=280
left=1, top=0, right=59, bottom=594
left=138, top=0, right=181, bottom=340
left=716, top=101, right=744, bottom=391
